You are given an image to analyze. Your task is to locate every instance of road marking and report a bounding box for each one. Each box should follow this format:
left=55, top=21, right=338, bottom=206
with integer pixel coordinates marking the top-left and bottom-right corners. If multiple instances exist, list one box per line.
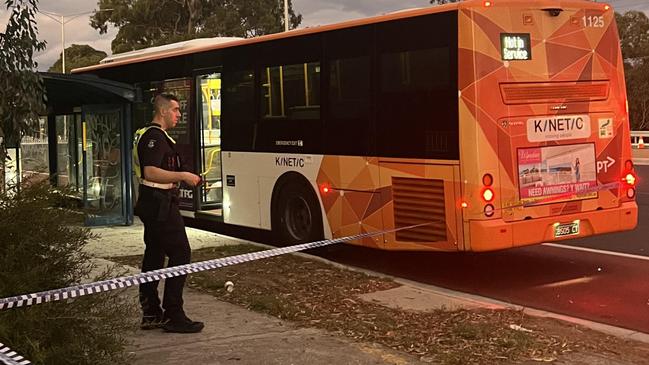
left=543, top=243, right=649, bottom=261
left=536, top=276, right=594, bottom=289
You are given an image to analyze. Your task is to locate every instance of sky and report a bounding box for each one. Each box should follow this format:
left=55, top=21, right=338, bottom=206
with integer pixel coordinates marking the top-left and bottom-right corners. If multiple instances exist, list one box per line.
left=1, top=0, right=648, bottom=71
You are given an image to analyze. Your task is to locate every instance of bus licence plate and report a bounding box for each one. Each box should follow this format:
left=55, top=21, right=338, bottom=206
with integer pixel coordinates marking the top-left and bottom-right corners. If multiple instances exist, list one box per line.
left=554, top=222, right=579, bottom=238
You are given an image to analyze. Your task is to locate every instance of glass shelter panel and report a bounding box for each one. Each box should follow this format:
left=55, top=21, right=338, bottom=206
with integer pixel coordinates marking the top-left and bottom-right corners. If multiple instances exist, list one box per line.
left=82, top=106, right=125, bottom=225
left=20, top=117, right=49, bottom=183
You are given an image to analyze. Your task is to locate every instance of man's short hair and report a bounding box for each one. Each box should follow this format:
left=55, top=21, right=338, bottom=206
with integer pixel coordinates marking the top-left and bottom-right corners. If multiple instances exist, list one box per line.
left=153, top=93, right=179, bottom=116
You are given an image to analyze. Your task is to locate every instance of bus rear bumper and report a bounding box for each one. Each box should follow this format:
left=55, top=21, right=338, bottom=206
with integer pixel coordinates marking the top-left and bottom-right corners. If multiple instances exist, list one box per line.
left=468, top=201, right=638, bottom=252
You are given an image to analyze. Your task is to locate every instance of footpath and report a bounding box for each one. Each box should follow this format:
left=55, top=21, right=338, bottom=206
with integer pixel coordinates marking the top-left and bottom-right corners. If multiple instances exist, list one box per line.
left=86, top=223, right=648, bottom=365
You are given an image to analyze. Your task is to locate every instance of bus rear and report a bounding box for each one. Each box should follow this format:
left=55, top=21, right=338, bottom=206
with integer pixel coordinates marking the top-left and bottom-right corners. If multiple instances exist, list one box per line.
left=459, top=0, right=638, bottom=251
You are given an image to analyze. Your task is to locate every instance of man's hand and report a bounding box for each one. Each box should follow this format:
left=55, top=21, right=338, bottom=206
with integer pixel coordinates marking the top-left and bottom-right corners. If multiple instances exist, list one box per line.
left=182, top=172, right=202, bottom=187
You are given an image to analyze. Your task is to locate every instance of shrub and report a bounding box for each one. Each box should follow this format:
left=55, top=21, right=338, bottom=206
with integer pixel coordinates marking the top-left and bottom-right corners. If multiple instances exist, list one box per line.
left=0, top=180, right=137, bottom=364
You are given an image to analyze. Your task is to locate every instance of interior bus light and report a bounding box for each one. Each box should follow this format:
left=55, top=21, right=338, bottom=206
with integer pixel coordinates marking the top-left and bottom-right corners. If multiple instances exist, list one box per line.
left=482, top=187, right=495, bottom=202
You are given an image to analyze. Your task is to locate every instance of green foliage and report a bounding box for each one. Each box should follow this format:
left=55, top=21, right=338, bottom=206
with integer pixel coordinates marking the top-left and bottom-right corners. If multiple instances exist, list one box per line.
left=616, top=11, right=649, bottom=60
left=48, top=44, right=108, bottom=73
left=91, top=0, right=302, bottom=54
left=0, top=0, right=46, bottom=152
left=625, top=61, right=649, bottom=130
left=0, top=181, right=137, bottom=365
left=616, top=11, right=649, bottom=130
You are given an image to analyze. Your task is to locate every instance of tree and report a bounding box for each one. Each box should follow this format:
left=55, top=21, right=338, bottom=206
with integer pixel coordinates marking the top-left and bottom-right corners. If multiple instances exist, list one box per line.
left=616, top=11, right=649, bottom=61
left=616, top=11, right=649, bottom=130
left=47, top=44, right=108, bottom=73
left=90, top=0, right=302, bottom=54
left=0, top=0, right=47, bottom=189
left=0, top=0, right=46, bottom=151
left=625, top=61, right=649, bottom=130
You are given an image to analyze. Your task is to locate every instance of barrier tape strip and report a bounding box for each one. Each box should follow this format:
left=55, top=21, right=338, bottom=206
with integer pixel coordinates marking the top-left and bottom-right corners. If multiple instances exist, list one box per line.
left=0, top=343, right=30, bottom=365
left=1, top=224, right=429, bottom=311
left=0, top=223, right=431, bottom=365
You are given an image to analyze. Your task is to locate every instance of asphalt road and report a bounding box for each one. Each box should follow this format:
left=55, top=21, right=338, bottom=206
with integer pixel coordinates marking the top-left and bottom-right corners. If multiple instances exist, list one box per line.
left=565, top=164, right=649, bottom=256
left=313, top=164, right=649, bottom=333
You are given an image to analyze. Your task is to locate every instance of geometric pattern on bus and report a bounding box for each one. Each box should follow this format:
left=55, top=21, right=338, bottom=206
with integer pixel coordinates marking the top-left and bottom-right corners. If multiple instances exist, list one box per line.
left=457, top=2, right=631, bottom=237
left=316, top=156, right=459, bottom=251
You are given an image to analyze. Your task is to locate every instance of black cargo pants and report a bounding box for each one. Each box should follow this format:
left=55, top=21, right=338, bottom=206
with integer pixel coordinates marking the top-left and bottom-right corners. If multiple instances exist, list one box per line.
left=136, top=185, right=191, bottom=321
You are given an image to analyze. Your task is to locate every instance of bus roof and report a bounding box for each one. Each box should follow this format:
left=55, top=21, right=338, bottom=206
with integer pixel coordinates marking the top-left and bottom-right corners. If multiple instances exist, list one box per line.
left=72, top=0, right=610, bottom=74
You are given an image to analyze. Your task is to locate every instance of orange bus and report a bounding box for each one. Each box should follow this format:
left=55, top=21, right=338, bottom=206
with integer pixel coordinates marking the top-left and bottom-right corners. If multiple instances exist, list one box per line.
left=75, top=0, right=638, bottom=251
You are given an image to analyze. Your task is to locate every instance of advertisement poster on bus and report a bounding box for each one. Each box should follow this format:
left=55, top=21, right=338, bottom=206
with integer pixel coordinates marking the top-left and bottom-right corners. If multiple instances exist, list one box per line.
left=517, top=144, right=597, bottom=205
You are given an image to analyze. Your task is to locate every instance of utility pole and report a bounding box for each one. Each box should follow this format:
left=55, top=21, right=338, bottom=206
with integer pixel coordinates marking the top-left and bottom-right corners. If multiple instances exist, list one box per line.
left=38, top=9, right=112, bottom=73
left=284, top=0, right=289, bottom=32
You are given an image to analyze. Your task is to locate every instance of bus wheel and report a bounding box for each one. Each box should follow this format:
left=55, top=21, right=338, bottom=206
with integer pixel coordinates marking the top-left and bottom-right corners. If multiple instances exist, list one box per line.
left=274, top=181, right=323, bottom=245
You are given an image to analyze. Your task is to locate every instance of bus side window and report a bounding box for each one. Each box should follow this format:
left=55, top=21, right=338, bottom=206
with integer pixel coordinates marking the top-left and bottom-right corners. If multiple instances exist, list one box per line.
left=376, top=12, right=459, bottom=160
left=222, top=69, right=255, bottom=151
left=260, top=62, right=321, bottom=120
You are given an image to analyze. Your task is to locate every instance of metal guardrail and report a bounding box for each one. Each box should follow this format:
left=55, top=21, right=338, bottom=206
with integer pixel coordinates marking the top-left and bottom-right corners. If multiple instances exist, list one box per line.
left=631, top=131, right=648, bottom=165
left=631, top=130, right=648, bottom=149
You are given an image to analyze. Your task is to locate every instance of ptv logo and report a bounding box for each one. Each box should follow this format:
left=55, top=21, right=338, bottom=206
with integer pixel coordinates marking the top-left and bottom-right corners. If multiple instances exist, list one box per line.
left=597, top=156, right=616, bottom=173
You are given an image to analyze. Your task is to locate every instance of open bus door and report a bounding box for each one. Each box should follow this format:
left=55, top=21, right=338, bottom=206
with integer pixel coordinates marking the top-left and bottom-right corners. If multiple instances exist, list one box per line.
left=195, top=72, right=223, bottom=217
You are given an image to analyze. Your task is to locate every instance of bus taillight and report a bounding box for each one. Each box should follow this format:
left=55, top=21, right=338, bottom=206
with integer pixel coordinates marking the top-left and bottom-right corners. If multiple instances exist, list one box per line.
left=482, top=188, right=494, bottom=202
left=481, top=174, right=495, bottom=216
left=320, top=183, right=331, bottom=194
left=622, top=160, right=637, bottom=199
left=624, top=173, right=636, bottom=187
left=484, top=1, right=493, bottom=7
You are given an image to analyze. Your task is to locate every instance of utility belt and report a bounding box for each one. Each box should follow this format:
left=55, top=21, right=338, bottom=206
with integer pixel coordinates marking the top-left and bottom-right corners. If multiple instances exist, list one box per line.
left=140, top=179, right=177, bottom=190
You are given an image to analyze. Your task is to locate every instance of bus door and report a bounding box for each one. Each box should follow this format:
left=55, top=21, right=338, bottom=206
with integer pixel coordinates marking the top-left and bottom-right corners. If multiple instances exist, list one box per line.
left=196, top=72, right=223, bottom=215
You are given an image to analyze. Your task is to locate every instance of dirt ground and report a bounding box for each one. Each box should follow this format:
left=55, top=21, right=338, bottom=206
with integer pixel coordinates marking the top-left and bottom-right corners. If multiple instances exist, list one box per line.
left=114, top=244, right=649, bottom=364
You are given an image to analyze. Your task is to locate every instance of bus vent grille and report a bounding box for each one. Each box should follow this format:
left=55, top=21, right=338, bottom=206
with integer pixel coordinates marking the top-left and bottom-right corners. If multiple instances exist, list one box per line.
left=500, top=81, right=609, bottom=105
left=392, top=177, right=447, bottom=242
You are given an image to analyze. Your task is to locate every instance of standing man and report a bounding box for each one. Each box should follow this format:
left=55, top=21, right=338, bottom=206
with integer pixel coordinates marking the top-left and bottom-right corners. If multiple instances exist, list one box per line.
left=133, top=93, right=204, bottom=333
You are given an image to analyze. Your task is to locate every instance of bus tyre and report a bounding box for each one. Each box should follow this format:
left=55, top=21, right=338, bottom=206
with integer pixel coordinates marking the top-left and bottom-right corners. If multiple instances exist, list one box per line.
left=273, top=181, right=323, bottom=245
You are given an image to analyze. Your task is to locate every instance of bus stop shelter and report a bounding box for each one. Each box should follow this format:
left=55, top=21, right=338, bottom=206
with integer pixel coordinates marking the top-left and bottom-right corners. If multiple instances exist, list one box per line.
left=37, top=72, right=137, bottom=225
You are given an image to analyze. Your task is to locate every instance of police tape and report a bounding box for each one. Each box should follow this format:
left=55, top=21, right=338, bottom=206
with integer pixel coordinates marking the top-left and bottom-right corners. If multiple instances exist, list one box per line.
left=0, top=223, right=430, bottom=365
left=0, top=343, right=30, bottom=365
left=0, top=223, right=428, bottom=311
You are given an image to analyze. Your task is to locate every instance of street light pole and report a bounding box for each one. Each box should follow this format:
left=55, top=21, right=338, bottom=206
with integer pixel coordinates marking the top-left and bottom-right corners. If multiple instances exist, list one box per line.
left=284, top=0, right=289, bottom=32
left=38, top=9, right=112, bottom=73
left=60, top=15, right=65, bottom=73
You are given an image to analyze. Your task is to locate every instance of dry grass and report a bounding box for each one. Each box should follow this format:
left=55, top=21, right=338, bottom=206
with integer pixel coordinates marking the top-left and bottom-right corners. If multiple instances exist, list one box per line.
left=114, top=244, right=649, bottom=364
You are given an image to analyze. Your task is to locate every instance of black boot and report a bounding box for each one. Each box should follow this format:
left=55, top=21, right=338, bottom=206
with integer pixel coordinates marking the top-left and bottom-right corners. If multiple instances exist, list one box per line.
left=162, top=314, right=204, bottom=333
